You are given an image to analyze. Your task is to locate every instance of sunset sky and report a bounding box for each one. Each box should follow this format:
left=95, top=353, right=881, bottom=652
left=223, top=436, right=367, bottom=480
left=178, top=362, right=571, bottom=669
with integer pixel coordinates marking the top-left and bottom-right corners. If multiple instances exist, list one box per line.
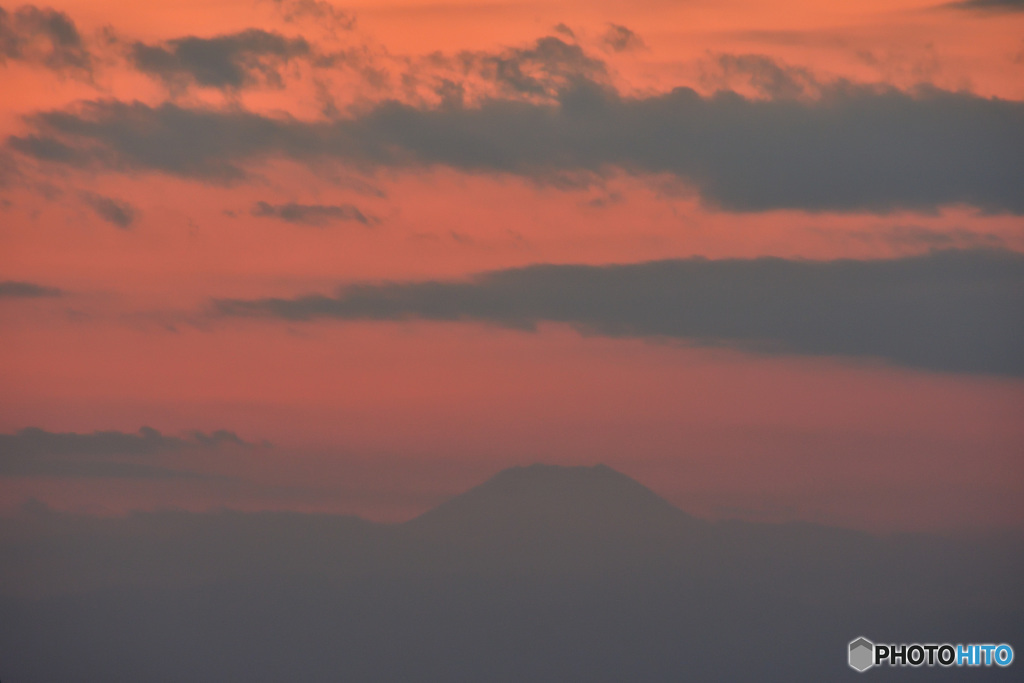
left=1, top=0, right=1022, bottom=532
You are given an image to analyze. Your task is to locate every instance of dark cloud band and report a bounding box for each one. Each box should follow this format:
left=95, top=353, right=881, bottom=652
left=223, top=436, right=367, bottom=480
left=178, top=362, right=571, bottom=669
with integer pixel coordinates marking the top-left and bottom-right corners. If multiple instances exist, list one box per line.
left=945, top=0, right=1024, bottom=11
left=215, top=249, right=1024, bottom=376
left=8, top=81, right=1024, bottom=213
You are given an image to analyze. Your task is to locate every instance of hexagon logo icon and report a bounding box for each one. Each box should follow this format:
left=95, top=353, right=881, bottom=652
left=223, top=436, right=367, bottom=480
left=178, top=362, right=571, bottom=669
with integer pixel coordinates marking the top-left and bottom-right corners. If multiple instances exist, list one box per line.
left=849, top=637, right=874, bottom=672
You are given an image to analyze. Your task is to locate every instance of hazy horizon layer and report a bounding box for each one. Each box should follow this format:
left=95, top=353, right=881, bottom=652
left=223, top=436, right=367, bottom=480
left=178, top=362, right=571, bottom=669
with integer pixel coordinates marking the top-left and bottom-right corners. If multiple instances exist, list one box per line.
left=2, top=463, right=1021, bottom=681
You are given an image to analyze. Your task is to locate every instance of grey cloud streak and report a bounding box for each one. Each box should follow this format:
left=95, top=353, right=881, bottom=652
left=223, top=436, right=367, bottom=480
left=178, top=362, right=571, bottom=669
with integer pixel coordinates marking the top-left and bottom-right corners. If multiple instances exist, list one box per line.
left=215, top=249, right=1024, bottom=376
left=0, top=427, right=252, bottom=479
left=0, top=280, right=62, bottom=297
left=251, top=200, right=372, bottom=225
left=270, top=0, right=355, bottom=32
left=81, top=191, right=135, bottom=228
left=7, top=79, right=1024, bottom=213
left=945, top=0, right=1024, bottom=11
left=129, top=29, right=311, bottom=90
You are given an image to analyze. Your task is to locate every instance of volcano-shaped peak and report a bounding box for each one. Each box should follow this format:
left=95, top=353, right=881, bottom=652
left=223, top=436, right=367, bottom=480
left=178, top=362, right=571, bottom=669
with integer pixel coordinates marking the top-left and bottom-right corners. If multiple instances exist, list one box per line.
left=408, top=463, right=691, bottom=535
left=486, top=463, right=652, bottom=498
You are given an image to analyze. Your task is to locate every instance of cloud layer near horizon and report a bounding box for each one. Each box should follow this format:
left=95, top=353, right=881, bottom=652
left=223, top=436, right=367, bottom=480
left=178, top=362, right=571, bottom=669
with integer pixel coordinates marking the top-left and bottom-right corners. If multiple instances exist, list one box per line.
left=215, top=249, right=1024, bottom=376
left=0, top=427, right=250, bottom=479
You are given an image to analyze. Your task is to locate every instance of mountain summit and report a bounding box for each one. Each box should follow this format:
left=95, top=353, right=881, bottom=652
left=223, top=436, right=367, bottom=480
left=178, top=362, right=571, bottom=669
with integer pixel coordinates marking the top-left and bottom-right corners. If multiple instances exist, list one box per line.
left=407, top=463, right=692, bottom=537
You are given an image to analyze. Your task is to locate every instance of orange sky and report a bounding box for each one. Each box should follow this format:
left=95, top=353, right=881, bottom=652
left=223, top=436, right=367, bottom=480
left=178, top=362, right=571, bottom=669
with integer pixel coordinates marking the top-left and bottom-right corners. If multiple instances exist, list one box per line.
left=1, top=0, right=1022, bottom=532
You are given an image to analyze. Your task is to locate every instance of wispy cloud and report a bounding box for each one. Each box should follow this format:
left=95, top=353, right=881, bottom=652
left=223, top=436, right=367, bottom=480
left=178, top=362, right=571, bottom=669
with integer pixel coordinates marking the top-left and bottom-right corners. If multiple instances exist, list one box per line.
left=601, top=24, right=645, bottom=53
left=251, top=200, right=373, bottom=226
left=81, top=191, right=136, bottom=228
left=0, top=4, right=92, bottom=73
left=0, top=427, right=254, bottom=479
left=128, top=29, right=312, bottom=91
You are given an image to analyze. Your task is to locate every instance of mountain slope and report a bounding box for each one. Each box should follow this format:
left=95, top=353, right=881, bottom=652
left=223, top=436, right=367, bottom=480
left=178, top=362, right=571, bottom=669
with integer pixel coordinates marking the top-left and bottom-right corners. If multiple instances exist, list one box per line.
left=409, top=463, right=692, bottom=534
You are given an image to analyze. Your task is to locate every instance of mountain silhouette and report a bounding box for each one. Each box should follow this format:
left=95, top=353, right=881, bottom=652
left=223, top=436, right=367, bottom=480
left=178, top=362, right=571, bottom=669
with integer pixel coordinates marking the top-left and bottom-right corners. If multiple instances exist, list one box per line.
left=409, top=463, right=692, bottom=535
left=397, top=464, right=705, bottom=577
left=0, top=464, right=1021, bottom=682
